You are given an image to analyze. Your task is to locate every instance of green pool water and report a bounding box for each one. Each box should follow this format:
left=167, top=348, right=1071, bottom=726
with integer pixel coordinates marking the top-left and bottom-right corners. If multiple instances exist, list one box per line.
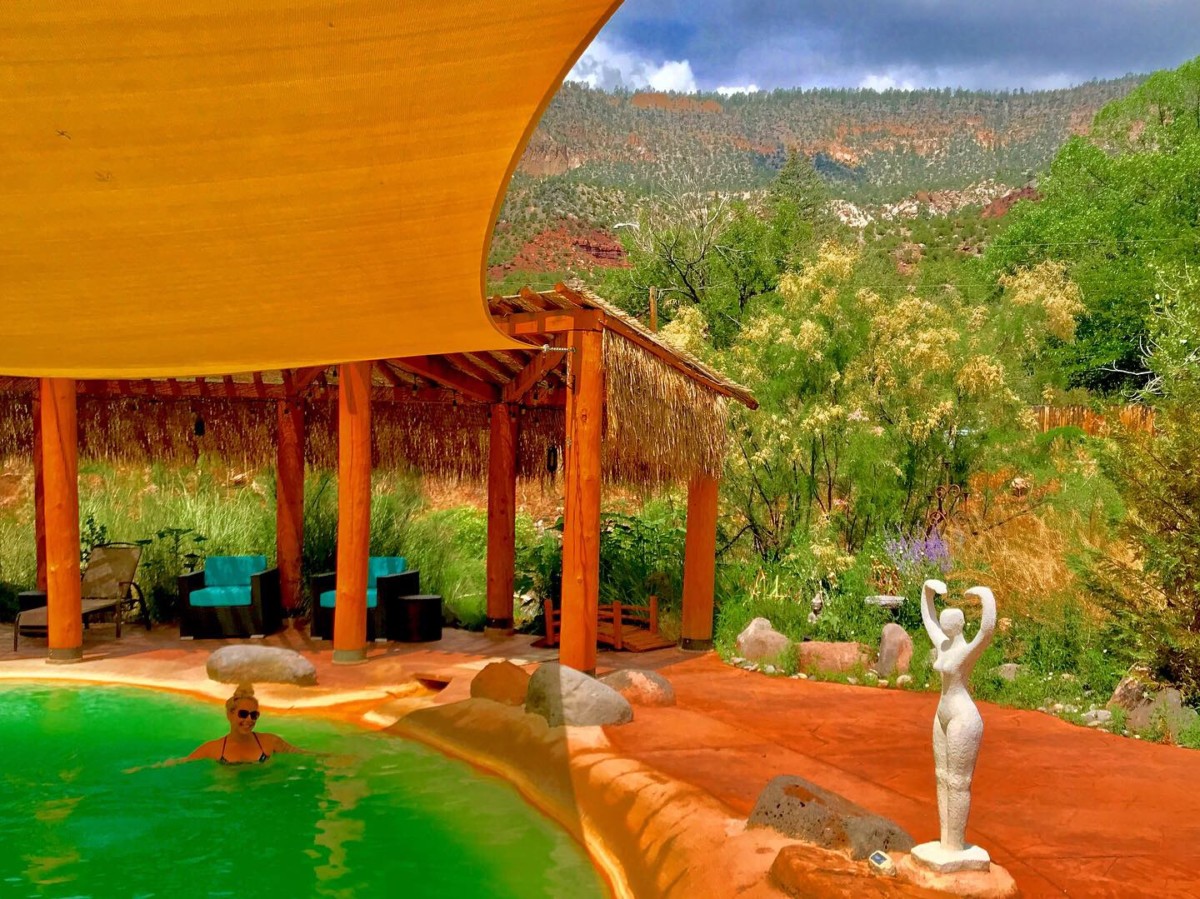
left=0, top=684, right=609, bottom=899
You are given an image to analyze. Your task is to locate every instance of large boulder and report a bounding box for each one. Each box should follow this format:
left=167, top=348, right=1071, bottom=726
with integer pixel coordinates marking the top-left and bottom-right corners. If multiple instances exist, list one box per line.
left=1109, top=676, right=1199, bottom=739
left=470, top=660, right=531, bottom=706
left=750, top=775, right=914, bottom=861
left=599, top=669, right=676, bottom=706
left=797, top=641, right=870, bottom=675
left=874, top=623, right=913, bottom=678
left=206, top=645, right=317, bottom=686
left=526, top=663, right=633, bottom=727
left=736, top=617, right=792, bottom=662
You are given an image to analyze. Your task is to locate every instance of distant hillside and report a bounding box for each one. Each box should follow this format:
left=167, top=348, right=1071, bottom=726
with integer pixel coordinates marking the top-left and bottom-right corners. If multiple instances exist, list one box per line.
left=489, top=77, right=1142, bottom=283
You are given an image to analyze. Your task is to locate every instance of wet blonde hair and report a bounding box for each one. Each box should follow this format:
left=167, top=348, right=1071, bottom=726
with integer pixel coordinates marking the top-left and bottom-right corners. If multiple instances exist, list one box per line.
left=225, top=683, right=257, bottom=713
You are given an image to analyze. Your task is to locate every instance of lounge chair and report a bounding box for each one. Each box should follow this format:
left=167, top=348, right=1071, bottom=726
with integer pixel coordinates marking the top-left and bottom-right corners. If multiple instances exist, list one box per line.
left=13, top=542, right=149, bottom=650
left=309, top=557, right=418, bottom=641
left=178, top=555, right=282, bottom=639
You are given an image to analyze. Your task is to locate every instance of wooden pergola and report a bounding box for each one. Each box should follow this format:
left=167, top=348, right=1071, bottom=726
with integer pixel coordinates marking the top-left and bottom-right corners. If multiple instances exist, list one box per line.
left=2, top=284, right=755, bottom=673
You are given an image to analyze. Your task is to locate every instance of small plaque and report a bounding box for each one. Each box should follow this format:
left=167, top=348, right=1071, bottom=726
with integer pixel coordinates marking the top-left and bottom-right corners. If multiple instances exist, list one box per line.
left=868, top=850, right=897, bottom=876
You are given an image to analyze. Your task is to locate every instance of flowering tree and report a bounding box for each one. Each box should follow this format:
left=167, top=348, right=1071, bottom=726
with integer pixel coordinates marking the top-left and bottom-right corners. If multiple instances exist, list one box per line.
left=718, top=241, right=1079, bottom=572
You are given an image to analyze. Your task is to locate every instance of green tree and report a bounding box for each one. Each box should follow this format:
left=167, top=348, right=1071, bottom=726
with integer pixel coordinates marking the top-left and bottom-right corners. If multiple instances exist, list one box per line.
left=717, top=241, right=1059, bottom=562
left=604, top=153, right=834, bottom=347
left=1088, top=270, right=1200, bottom=698
left=983, top=56, right=1200, bottom=393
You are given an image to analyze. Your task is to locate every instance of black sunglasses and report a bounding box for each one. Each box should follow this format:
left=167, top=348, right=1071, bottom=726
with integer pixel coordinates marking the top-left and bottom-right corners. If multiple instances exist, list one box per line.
left=236, top=710, right=260, bottom=721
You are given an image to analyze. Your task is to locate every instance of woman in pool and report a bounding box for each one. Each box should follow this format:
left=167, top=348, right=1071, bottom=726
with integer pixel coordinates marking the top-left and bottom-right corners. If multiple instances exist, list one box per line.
left=187, top=684, right=305, bottom=764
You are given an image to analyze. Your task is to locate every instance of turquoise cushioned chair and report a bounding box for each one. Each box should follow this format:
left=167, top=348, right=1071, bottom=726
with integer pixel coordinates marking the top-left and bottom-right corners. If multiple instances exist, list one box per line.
left=179, top=555, right=282, bottom=639
left=318, top=557, right=407, bottom=610
left=310, top=557, right=417, bottom=641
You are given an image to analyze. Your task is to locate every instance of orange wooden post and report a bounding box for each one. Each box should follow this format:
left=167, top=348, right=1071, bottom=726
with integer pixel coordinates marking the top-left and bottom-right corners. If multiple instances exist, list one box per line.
left=485, top=403, right=518, bottom=636
left=681, top=474, right=720, bottom=650
left=275, top=398, right=305, bottom=613
left=41, top=378, right=82, bottom=663
left=32, top=385, right=47, bottom=592
left=332, top=361, right=371, bottom=664
left=559, top=330, right=603, bottom=674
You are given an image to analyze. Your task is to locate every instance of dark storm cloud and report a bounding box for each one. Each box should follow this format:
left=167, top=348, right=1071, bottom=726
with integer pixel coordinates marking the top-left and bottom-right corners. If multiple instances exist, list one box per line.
left=583, top=0, right=1200, bottom=91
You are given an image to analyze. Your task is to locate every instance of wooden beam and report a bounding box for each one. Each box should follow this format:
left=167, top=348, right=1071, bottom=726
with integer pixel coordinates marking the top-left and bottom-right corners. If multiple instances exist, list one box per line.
left=558, top=329, right=604, bottom=675
left=392, top=355, right=499, bottom=403
left=32, top=385, right=47, bottom=591
left=276, top=398, right=305, bottom=612
left=680, top=474, right=720, bottom=650
left=485, top=404, right=518, bottom=635
left=332, top=361, right=372, bottom=664
left=499, top=308, right=603, bottom=338
left=445, top=353, right=502, bottom=384
left=490, top=349, right=533, bottom=375
left=374, top=360, right=408, bottom=389
left=77, top=379, right=290, bottom=400
left=291, top=366, right=325, bottom=395
left=501, top=339, right=567, bottom=404
left=41, top=378, right=82, bottom=663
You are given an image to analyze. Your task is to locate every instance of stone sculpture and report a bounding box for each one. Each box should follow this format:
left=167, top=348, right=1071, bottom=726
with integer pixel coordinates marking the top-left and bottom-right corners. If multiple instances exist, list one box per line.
left=912, top=578, right=996, bottom=873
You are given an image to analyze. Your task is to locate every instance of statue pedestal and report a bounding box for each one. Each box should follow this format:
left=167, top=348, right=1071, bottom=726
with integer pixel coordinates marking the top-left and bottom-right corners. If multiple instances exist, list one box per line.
left=898, top=849, right=1018, bottom=898
left=911, top=841, right=991, bottom=873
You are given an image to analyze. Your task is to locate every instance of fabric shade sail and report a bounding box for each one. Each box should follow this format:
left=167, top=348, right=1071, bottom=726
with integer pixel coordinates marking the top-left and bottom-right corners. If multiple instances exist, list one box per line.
left=0, top=0, right=621, bottom=377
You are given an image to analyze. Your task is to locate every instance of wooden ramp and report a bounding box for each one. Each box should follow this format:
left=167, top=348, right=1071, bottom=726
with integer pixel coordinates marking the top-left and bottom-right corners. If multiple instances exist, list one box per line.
left=545, top=597, right=674, bottom=652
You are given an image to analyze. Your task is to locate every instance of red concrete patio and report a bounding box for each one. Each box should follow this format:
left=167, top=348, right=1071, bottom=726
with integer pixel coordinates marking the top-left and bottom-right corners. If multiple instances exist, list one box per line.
left=606, top=653, right=1199, bottom=898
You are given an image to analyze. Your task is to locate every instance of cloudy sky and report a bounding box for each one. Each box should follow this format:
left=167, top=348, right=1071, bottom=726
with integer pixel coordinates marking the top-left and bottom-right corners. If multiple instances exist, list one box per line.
left=569, top=0, right=1200, bottom=94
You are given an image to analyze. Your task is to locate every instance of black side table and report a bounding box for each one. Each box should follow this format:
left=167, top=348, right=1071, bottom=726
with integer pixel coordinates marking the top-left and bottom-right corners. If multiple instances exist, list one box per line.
left=18, top=590, right=47, bottom=613
left=385, top=594, right=443, bottom=643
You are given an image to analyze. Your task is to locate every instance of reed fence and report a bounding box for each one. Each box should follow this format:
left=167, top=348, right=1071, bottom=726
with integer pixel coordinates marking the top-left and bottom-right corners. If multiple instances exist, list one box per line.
left=1031, top=404, right=1155, bottom=436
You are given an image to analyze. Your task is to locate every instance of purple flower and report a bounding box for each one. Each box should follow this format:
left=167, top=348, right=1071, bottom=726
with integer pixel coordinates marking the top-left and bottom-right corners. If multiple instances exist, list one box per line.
left=883, top=530, right=952, bottom=576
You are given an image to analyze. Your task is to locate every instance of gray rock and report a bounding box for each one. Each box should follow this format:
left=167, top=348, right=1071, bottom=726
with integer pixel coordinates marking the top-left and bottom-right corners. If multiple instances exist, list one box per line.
left=996, top=663, right=1022, bottom=682
left=749, top=775, right=914, bottom=861
left=526, top=663, right=633, bottom=727
left=598, top=669, right=676, bottom=707
left=1109, top=677, right=1198, bottom=739
left=735, top=617, right=792, bottom=662
left=864, top=594, right=905, bottom=610
left=895, top=674, right=913, bottom=687
left=874, top=623, right=913, bottom=677
left=1082, top=708, right=1111, bottom=726
left=206, top=645, right=316, bottom=686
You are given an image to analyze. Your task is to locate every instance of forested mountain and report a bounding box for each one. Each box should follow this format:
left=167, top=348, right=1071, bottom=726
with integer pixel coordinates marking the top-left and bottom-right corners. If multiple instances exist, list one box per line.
left=489, top=77, right=1142, bottom=279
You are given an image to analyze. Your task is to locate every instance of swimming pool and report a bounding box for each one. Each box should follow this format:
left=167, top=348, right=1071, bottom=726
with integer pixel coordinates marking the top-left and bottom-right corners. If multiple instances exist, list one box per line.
left=0, top=684, right=610, bottom=899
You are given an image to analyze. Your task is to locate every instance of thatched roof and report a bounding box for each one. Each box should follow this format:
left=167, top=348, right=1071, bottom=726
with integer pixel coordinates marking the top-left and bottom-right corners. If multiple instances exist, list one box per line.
left=0, top=285, right=755, bottom=487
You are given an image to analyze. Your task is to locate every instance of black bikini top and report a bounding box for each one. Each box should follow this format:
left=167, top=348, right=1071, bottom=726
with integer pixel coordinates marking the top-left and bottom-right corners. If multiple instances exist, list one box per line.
left=219, top=733, right=268, bottom=765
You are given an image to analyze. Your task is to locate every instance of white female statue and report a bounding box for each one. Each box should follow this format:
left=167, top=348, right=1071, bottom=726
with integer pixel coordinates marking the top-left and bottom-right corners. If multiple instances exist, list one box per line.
left=912, top=578, right=996, bottom=873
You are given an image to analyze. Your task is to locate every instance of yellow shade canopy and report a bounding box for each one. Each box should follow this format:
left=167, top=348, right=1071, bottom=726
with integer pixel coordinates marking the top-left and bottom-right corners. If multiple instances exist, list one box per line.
left=0, top=0, right=620, bottom=377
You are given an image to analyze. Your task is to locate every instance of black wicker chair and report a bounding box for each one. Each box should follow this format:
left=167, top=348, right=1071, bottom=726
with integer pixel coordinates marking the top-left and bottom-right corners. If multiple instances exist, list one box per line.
left=179, top=555, right=282, bottom=639
left=310, top=564, right=419, bottom=642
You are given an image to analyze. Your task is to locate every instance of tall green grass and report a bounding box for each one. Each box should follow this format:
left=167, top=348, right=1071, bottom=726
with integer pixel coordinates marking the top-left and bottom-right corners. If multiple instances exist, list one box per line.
left=0, top=461, right=497, bottom=627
